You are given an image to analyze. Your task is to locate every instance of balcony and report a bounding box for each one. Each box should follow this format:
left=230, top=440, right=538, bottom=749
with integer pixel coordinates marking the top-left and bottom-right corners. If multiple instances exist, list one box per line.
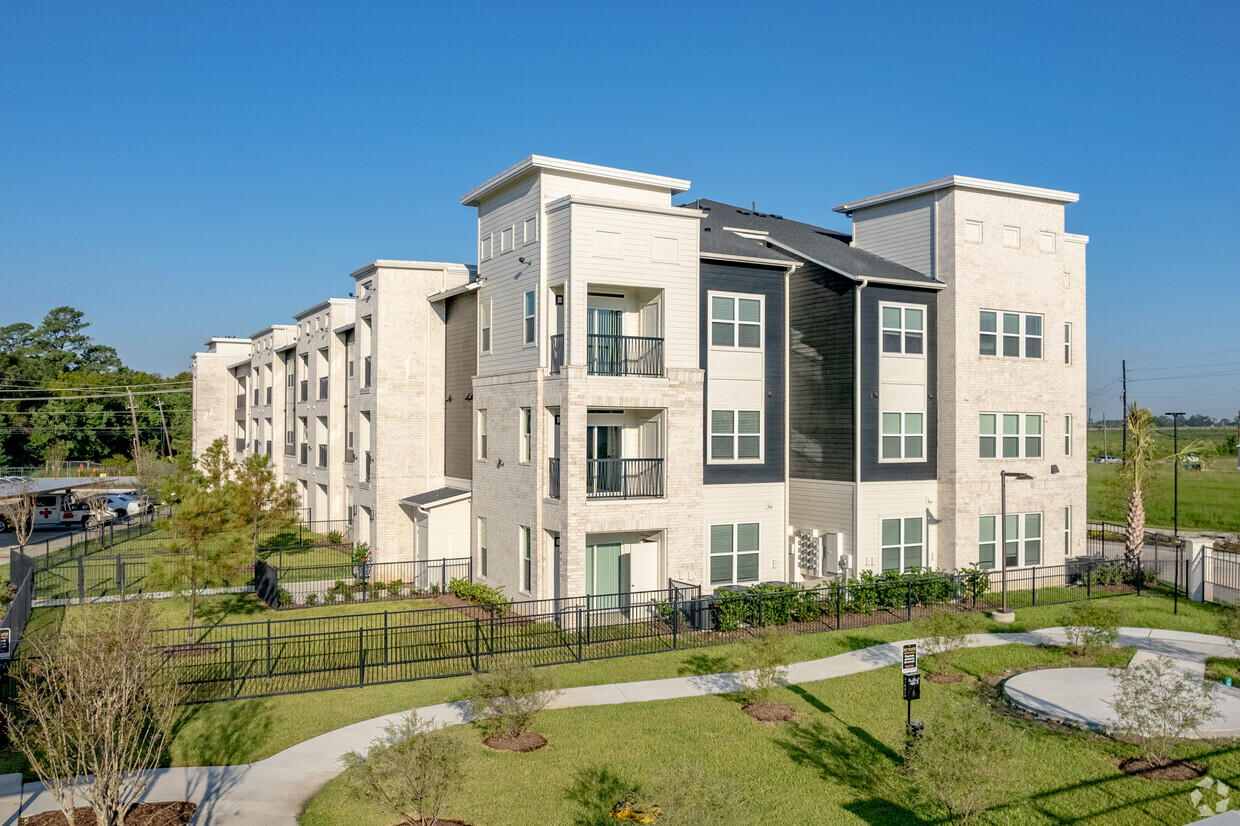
left=317, top=444, right=327, bottom=468
left=299, top=380, right=308, bottom=403
left=265, top=440, right=272, bottom=457
left=586, top=458, right=664, bottom=499
left=345, top=448, right=355, bottom=464
left=587, top=335, right=664, bottom=377
left=548, top=458, right=560, bottom=499
left=319, top=376, right=328, bottom=400
left=550, top=335, right=564, bottom=374
left=364, top=451, right=372, bottom=483
left=253, top=389, right=260, bottom=405
left=235, top=394, right=246, bottom=410
left=299, top=443, right=308, bottom=465
left=363, top=356, right=372, bottom=389
left=284, top=440, right=295, bottom=457
left=235, top=438, right=246, bottom=453
left=266, top=387, right=272, bottom=405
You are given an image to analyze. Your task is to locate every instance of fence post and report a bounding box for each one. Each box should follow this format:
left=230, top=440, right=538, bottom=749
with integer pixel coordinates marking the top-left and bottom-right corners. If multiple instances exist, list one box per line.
left=1031, top=566, right=1037, bottom=607
left=757, top=591, right=765, bottom=628
left=230, top=638, right=237, bottom=699
left=836, top=583, right=842, bottom=629
left=906, top=581, right=912, bottom=622
left=469, top=555, right=475, bottom=583
left=441, top=558, right=447, bottom=592
left=77, top=557, right=85, bottom=604
left=358, top=628, right=365, bottom=687
left=384, top=611, right=389, bottom=666
left=117, top=556, right=125, bottom=600
left=671, top=588, right=679, bottom=651
left=1086, top=558, right=1092, bottom=599
left=473, top=618, right=481, bottom=671
left=576, top=605, right=583, bottom=662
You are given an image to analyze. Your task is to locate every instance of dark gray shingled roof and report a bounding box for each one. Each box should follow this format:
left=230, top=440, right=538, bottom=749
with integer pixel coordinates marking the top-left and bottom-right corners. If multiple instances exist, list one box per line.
left=399, top=487, right=470, bottom=508
left=680, top=199, right=941, bottom=286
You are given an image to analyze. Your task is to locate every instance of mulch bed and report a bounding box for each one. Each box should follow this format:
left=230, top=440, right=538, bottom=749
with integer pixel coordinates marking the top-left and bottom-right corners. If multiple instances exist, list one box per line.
left=22, top=802, right=196, bottom=826
left=483, top=731, right=547, bottom=752
left=743, top=700, right=796, bottom=723
left=1115, top=757, right=1206, bottom=781
left=925, top=672, right=965, bottom=684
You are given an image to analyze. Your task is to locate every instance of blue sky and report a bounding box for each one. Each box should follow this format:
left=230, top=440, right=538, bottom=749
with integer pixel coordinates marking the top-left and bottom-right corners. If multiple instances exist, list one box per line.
left=2, top=1, right=1237, bottom=417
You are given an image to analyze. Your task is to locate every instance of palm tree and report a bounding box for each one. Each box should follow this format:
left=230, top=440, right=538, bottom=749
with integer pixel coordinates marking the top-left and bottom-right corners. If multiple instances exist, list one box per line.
left=1122, top=405, right=1208, bottom=562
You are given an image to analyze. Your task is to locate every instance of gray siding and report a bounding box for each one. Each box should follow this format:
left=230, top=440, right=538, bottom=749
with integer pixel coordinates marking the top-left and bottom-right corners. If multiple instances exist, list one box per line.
left=444, top=292, right=477, bottom=480
left=699, top=261, right=785, bottom=485
left=859, top=285, right=937, bottom=483
left=788, top=264, right=854, bottom=481
left=851, top=194, right=934, bottom=277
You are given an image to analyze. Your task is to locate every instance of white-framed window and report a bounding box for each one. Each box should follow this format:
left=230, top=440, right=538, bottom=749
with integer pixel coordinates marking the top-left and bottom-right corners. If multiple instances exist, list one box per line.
left=478, top=517, right=488, bottom=577
left=709, top=409, right=761, bottom=462
left=709, top=523, right=759, bottom=586
left=881, top=304, right=924, bottom=355
left=479, top=300, right=492, bottom=354
left=480, top=235, right=491, bottom=261
left=979, top=515, right=997, bottom=570
left=880, top=412, right=924, bottom=461
left=501, top=226, right=513, bottom=253
left=880, top=517, right=924, bottom=572
left=1064, top=414, right=1072, bottom=456
left=520, top=525, right=532, bottom=592
left=981, top=311, right=1043, bottom=359
left=980, top=413, right=1042, bottom=459
left=965, top=220, right=983, bottom=243
left=523, top=217, right=537, bottom=244
left=710, top=293, right=762, bottom=349
left=522, top=291, right=535, bottom=346
left=1039, top=231, right=1056, bottom=253
left=285, top=413, right=294, bottom=445
left=519, top=408, right=531, bottom=462
left=477, top=410, right=488, bottom=459
left=1064, top=506, right=1071, bottom=557
left=1003, top=225, right=1021, bottom=248
left=1064, top=323, right=1072, bottom=364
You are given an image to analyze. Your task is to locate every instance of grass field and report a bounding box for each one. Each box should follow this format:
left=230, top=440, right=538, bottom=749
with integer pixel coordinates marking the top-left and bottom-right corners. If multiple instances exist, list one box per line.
left=1087, top=427, right=1240, bottom=532
left=299, top=638, right=1228, bottom=826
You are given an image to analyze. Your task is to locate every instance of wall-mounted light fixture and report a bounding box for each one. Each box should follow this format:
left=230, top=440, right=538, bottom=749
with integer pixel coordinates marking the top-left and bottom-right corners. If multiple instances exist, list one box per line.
left=496, top=459, right=504, bottom=468
left=555, top=294, right=564, bottom=305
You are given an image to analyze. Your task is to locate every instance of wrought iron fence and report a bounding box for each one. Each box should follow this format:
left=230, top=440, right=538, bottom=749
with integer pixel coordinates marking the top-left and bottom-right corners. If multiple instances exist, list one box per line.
left=0, top=569, right=33, bottom=659
left=260, top=557, right=473, bottom=609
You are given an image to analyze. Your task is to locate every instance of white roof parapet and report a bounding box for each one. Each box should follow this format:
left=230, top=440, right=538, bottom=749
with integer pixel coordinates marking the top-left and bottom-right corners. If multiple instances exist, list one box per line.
left=833, top=175, right=1079, bottom=214
left=461, top=155, right=690, bottom=206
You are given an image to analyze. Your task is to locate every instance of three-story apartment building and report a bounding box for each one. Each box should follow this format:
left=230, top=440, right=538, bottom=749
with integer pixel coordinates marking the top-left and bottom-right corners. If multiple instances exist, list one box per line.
left=192, top=155, right=1087, bottom=600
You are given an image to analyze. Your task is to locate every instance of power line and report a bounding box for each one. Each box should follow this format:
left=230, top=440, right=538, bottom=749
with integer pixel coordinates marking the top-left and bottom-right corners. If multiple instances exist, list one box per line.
left=0, top=380, right=190, bottom=394
left=1127, top=347, right=1240, bottom=364
left=0, top=388, right=191, bottom=403
left=1129, top=369, right=1240, bottom=383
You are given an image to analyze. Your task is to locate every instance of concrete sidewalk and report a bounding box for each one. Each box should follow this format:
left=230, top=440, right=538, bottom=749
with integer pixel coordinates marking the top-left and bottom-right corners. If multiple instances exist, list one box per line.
left=6, top=626, right=1238, bottom=825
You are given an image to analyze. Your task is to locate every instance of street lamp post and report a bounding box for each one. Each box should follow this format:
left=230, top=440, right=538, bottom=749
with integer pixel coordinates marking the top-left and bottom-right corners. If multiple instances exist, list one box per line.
left=1166, top=412, right=1184, bottom=612
left=999, top=470, right=1035, bottom=618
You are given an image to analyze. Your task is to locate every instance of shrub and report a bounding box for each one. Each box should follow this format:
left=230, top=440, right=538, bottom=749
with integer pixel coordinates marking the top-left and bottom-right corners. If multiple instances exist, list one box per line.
left=387, top=579, right=405, bottom=598
left=1110, top=655, right=1221, bottom=766
left=325, top=529, right=344, bottom=545
left=959, top=565, right=991, bottom=604
left=920, top=609, right=971, bottom=672
left=907, top=696, right=1019, bottom=825
left=342, top=711, right=463, bottom=826
left=367, top=581, right=383, bottom=600
left=1064, top=601, right=1122, bottom=653
left=845, top=573, right=879, bottom=615
left=1087, top=563, right=1125, bottom=587
left=351, top=542, right=371, bottom=568
left=906, top=568, right=956, bottom=606
left=711, top=584, right=819, bottom=631
left=449, top=578, right=511, bottom=615
left=276, top=587, right=292, bottom=608
left=464, top=658, right=557, bottom=740
left=324, top=590, right=338, bottom=604
left=739, top=626, right=791, bottom=704
left=304, top=592, right=318, bottom=606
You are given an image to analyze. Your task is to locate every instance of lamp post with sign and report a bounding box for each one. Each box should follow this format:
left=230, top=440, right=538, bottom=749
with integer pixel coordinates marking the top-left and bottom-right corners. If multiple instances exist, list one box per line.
left=997, top=471, right=1034, bottom=621
left=902, top=642, right=920, bottom=735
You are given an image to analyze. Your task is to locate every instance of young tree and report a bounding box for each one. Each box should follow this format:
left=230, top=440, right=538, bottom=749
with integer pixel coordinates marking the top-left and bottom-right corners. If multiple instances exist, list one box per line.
left=198, top=437, right=234, bottom=493
left=1121, top=406, right=1208, bottom=561
left=739, top=625, right=792, bottom=704
left=151, top=481, right=238, bottom=641
left=341, top=712, right=463, bottom=826
left=131, top=442, right=170, bottom=515
left=231, top=453, right=298, bottom=560
left=0, top=478, right=37, bottom=557
left=43, top=441, right=69, bottom=476
left=906, top=697, right=1020, bottom=825
left=6, top=600, right=183, bottom=826
left=921, top=608, right=972, bottom=673
left=1110, top=655, right=1221, bottom=766
left=465, top=657, right=557, bottom=743
left=1064, top=601, right=1122, bottom=655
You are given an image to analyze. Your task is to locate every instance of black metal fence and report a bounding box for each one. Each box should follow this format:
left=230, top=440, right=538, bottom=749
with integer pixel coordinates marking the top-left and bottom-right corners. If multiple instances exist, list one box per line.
left=1208, top=552, right=1240, bottom=607
left=30, top=553, right=255, bottom=603
left=0, top=570, right=33, bottom=659
left=17, top=510, right=163, bottom=568
left=256, top=557, right=474, bottom=609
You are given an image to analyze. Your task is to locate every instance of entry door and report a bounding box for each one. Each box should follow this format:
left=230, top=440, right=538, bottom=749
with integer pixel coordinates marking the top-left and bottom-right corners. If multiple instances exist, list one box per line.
left=586, top=425, right=622, bottom=494
left=415, top=515, right=429, bottom=562
left=587, top=543, right=622, bottom=610
left=587, top=307, right=624, bottom=374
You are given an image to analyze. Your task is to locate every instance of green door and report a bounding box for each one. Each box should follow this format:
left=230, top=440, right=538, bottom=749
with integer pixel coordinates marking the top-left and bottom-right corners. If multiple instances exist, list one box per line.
left=587, top=543, right=622, bottom=610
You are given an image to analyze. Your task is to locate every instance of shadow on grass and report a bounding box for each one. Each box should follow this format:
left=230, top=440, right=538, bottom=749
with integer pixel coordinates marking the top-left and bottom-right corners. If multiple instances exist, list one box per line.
left=196, top=593, right=267, bottom=627
left=172, top=697, right=275, bottom=767
left=786, top=683, right=832, bottom=714
left=564, top=765, right=639, bottom=826
left=677, top=651, right=733, bottom=677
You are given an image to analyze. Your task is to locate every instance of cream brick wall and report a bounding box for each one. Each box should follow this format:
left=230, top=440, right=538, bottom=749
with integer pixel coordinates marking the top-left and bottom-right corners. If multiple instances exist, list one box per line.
left=190, top=338, right=251, bottom=462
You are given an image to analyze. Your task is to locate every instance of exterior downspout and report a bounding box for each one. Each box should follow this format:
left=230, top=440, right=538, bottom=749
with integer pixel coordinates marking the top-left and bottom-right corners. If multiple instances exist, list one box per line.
left=853, top=277, right=868, bottom=570
left=783, top=262, right=799, bottom=581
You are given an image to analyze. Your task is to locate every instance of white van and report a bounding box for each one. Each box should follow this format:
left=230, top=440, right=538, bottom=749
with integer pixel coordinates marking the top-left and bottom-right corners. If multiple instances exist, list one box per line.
left=31, top=493, right=115, bottom=531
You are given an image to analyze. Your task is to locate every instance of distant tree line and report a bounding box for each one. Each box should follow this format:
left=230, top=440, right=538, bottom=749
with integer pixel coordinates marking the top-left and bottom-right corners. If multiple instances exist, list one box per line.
left=1090, top=414, right=1237, bottom=429
left=0, top=306, right=190, bottom=466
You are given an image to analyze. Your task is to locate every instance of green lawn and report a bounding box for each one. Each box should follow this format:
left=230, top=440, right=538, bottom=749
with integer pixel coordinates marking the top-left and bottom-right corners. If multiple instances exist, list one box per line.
left=1087, top=426, right=1240, bottom=532
left=300, top=641, right=1229, bottom=826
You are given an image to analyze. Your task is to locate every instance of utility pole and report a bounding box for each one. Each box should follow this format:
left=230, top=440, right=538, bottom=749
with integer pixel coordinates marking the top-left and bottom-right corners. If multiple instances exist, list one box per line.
left=156, top=398, right=172, bottom=458
left=1121, top=360, right=1128, bottom=463
left=125, top=386, right=141, bottom=459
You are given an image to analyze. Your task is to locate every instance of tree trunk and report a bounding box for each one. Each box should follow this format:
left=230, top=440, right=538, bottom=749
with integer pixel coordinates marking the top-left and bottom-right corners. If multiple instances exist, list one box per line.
left=1126, top=487, right=1145, bottom=563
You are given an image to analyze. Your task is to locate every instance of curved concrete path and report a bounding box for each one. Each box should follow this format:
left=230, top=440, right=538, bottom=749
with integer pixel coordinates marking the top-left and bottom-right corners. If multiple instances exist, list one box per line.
left=9, top=627, right=1240, bottom=825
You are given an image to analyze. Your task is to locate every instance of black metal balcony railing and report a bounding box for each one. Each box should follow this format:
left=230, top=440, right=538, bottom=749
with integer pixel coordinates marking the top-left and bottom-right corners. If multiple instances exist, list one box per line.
left=236, top=394, right=246, bottom=410
left=586, top=458, right=664, bottom=499
left=319, top=376, right=328, bottom=400
left=235, top=438, right=245, bottom=453
left=363, top=356, right=372, bottom=388
left=300, top=380, right=308, bottom=402
left=586, top=335, right=664, bottom=377
left=266, top=387, right=272, bottom=405
left=300, top=444, right=308, bottom=465
left=318, top=445, right=328, bottom=468
left=548, top=458, right=560, bottom=499
left=550, top=335, right=564, bottom=374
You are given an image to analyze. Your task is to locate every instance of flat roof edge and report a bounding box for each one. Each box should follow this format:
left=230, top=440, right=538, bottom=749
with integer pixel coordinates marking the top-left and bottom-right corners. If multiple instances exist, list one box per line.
left=833, top=175, right=1079, bottom=213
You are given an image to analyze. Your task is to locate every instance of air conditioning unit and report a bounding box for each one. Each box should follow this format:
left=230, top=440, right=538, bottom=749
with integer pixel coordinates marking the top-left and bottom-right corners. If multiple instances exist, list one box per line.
left=794, top=530, right=821, bottom=577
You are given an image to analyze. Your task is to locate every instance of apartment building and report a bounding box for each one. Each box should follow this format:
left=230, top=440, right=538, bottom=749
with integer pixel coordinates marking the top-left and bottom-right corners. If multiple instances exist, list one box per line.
left=192, top=155, right=1086, bottom=598
left=191, top=336, right=252, bottom=459
left=245, top=325, right=296, bottom=463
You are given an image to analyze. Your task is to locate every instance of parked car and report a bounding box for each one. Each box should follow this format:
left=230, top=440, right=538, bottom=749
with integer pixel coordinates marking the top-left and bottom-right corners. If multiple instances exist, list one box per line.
left=31, top=494, right=116, bottom=531
left=1094, top=455, right=1121, bottom=464
left=105, top=494, right=145, bottom=519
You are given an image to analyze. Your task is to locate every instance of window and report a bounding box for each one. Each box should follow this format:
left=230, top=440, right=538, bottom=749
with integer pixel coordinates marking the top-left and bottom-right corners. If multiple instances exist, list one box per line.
left=983, top=311, right=1043, bottom=359
left=881, top=305, right=923, bottom=355
left=523, top=217, right=537, bottom=244
left=523, top=291, right=535, bottom=346
left=979, top=516, right=997, bottom=570
left=710, top=293, right=762, bottom=349
left=1005, top=512, right=1042, bottom=566
left=881, top=517, right=924, bottom=572
left=477, top=410, right=488, bottom=459
left=480, top=235, right=491, bottom=261
left=710, top=523, right=760, bottom=586
left=1039, top=231, right=1056, bottom=253
left=346, top=332, right=355, bottom=379
left=1064, top=323, right=1072, bottom=364
left=1064, top=414, right=1072, bottom=455
left=965, top=220, right=983, bottom=243
left=479, top=300, right=492, bottom=353
left=880, top=412, right=924, bottom=460
left=346, top=412, right=355, bottom=451
left=519, top=408, right=531, bottom=462
left=1003, top=225, right=1020, bottom=248
left=1064, top=506, right=1071, bottom=556
left=479, top=517, right=488, bottom=577
left=520, top=526, right=531, bottom=592
left=980, top=413, right=1042, bottom=459
left=501, top=226, right=513, bottom=252
left=285, top=413, right=294, bottom=445
left=710, top=410, right=761, bottom=462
